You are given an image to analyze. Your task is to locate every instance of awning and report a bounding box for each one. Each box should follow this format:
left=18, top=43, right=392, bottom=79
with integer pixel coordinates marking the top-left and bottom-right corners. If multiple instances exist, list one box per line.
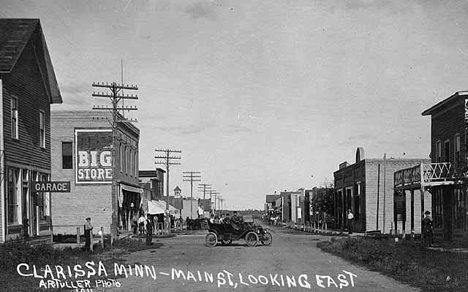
left=147, top=200, right=165, bottom=215
left=120, top=183, right=143, bottom=194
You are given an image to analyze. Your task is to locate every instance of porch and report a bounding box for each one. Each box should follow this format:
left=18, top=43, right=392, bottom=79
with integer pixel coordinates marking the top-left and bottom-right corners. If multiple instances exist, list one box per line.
left=394, top=162, right=465, bottom=241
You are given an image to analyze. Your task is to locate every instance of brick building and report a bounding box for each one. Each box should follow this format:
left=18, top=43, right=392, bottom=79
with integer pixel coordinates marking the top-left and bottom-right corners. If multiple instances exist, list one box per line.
left=334, top=147, right=427, bottom=233
left=50, top=111, right=140, bottom=235
left=0, top=19, right=62, bottom=242
left=395, top=91, right=468, bottom=240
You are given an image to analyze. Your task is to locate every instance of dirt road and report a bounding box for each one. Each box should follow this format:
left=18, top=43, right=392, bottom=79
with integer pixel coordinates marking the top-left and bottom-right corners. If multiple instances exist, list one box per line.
left=93, top=226, right=420, bottom=292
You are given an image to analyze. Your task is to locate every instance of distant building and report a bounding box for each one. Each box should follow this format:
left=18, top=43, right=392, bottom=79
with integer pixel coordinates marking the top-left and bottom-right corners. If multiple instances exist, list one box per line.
left=0, top=19, right=62, bottom=242
left=174, top=186, right=181, bottom=198
left=334, top=147, right=428, bottom=233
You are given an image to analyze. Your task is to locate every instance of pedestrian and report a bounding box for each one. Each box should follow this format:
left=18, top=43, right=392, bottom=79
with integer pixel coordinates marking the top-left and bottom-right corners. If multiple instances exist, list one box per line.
left=132, top=214, right=138, bottom=235
left=22, top=217, right=29, bottom=240
left=422, top=210, right=433, bottom=247
left=347, top=209, right=354, bottom=235
left=146, top=215, right=154, bottom=246
left=138, top=214, right=146, bottom=235
left=84, top=217, right=93, bottom=251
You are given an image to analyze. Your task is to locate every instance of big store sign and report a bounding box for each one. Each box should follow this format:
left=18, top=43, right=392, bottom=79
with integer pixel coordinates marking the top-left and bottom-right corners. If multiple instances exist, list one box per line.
left=75, top=129, right=113, bottom=184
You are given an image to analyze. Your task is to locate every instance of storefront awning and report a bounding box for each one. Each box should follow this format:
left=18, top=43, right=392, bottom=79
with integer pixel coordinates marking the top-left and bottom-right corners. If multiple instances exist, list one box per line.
left=120, top=183, right=143, bottom=194
left=147, top=200, right=166, bottom=215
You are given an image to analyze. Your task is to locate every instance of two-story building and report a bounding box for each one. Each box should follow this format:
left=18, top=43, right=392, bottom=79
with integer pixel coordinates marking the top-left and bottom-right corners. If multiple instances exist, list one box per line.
left=334, top=147, right=427, bottom=233
left=395, top=91, right=468, bottom=241
left=50, top=111, right=140, bottom=235
left=0, top=19, right=62, bottom=242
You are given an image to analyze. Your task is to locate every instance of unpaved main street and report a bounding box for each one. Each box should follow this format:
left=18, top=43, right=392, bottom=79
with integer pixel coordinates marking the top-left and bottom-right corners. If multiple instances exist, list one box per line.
left=95, top=226, right=420, bottom=292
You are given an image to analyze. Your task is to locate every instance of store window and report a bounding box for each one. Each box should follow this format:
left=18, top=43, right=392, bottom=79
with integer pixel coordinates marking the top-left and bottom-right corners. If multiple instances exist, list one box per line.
left=7, top=168, right=20, bottom=225
left=39, top=110, right=45, bottom=148
left=37, top=174, right=49, bottom=221
left=11, top=97, right=18, bottom=139
left=62, top=142, right=73, bottom=169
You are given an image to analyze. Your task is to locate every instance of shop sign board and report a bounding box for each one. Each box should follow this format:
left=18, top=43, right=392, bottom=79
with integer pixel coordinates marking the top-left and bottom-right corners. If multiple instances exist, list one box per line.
left=75, top=129, right=113, bottom=184
left=33, top=181, right=70, bottom=192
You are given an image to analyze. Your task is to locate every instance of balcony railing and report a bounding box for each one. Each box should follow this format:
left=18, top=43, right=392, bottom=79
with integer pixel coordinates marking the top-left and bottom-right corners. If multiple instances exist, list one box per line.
left=394, top=162, right=453, bottom=187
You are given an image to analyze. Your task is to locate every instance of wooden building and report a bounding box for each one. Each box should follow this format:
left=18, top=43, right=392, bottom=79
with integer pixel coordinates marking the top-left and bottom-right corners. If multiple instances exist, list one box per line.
left=0, top=19, right=62, bottom=242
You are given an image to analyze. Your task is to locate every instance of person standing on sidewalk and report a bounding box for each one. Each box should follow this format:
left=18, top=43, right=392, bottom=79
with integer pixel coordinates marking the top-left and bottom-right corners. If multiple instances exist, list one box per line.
left=146, top=215, right=154, bottom=246
left=422, top=211, right=433, bottom=247
left=347, top=209, right=354, bottom=235
left=84, top=217, right=93, bottom=251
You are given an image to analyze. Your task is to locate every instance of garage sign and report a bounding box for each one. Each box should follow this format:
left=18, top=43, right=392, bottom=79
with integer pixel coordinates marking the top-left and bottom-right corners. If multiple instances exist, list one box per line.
left=34, top=181, right=70, bottom=192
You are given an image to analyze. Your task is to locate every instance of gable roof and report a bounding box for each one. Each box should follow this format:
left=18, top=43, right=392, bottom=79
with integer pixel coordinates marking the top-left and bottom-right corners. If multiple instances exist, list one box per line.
left=421, top=91, right=468, bottom=116
left=0, top=18, right=62, bottom=104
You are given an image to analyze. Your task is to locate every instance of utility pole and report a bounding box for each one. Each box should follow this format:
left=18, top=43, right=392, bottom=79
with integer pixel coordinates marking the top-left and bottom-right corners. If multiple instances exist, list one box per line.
left=208, top=190, right=220, bottom=214
left=198, top=183, right=211, bottom=201
left=155, top=149, right=181, bottom=211
left=198, top=183, right=211, bottom=215
left=92, top=82, right=138, bottom=245
left=183, top=171, right=201, bottom=219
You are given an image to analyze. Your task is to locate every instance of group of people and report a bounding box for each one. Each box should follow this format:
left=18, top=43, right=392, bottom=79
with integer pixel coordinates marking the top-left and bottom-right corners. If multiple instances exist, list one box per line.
left=346, top=208, right=433, bottom=246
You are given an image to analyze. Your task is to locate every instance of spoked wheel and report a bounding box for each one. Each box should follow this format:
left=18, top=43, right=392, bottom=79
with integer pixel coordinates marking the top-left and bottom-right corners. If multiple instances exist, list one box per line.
left=205, top=232, right=218, bottom=247
left=221, top=239, right=233, bottom=245
left=245, top=231, right=259, bottom=247
left=261, top=232, right=273, bottom=246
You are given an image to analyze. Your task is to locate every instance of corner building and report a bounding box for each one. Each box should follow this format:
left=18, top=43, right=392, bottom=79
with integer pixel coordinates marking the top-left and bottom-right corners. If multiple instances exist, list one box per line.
left=51, top=111, right=141, bottom=235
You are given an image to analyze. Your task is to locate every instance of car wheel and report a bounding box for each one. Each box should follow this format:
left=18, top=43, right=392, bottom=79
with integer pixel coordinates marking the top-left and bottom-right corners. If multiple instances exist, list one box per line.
left=205, top=232, right=217, bottom=247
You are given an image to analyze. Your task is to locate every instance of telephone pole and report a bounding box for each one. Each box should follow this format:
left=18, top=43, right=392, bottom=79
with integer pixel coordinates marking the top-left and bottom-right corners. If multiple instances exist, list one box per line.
left=198, top=183, right=211, bottom=215
left=208, top=190, right=220, bottom=214
left=183, top=171, right=201, bottom=219
left=198, top=183, right=211, bottom=200
left=155, top=149, right=181, bottom=211
left=92, top=82, right=138, bottom=245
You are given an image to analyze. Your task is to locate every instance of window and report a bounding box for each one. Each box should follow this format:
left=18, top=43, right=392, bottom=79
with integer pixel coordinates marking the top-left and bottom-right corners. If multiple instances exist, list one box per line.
left=39, top=111, right=45, bottom=148
left=454, top=134, right=461, bottom=166
left=11, top=97, right=18, bottom=139
left=433, top=188, right=443, bottom=229
left=7, top=168, right=20, bottom=225
left=444, top=140, right=450, bottom=163
left=62, top=142, right=73, bottom=169
left=436, top=140, right=442, bottom=162
left=37, top=173, right=49, bottom=222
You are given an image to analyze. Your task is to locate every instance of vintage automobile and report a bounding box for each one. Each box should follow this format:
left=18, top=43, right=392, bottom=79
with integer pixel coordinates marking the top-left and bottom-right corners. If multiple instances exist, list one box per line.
left=205, top=220, right=272, bottom=247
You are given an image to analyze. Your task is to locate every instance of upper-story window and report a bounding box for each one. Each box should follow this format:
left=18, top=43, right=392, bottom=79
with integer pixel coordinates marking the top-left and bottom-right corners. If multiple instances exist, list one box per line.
left=444, top=140, right=450, bottom=163
left=39, top=110, right=45, bottom=148
left=11, top=97, right=18, bottom=139
left=436, top=140, right=442, bottom=162
left=62, top=142, right=73, bottom=169
left=454, top=134, right=461, bottom=166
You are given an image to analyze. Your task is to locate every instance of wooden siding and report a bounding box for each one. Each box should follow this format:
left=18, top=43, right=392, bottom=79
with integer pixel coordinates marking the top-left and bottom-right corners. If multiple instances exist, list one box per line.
left=2, top=38, right=51, bottom=170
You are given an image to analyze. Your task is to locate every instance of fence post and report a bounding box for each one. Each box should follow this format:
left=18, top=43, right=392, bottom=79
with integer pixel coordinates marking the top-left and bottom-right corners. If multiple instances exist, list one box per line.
left=76, top=227, right=80, bottom=248
left=100, top=227, right=104, bottom=248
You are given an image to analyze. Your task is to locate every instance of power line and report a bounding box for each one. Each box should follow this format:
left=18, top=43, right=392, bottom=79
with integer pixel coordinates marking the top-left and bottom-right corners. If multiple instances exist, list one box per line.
left=92, top=81, right=138, bottom=245
left=198, top=183, right=212, bottom=201
left=183, top=171, right=201, bottom=219
left=155, top=149, right=182, bottom=211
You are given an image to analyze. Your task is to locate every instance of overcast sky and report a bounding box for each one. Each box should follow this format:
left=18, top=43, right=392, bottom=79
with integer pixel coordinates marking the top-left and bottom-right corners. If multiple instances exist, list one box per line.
left=2, top=0, right=468, bottom=210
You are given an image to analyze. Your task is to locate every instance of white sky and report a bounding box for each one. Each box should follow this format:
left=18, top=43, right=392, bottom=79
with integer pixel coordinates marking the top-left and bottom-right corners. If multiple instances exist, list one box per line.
left=2, top=0, right=468, bottom=210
